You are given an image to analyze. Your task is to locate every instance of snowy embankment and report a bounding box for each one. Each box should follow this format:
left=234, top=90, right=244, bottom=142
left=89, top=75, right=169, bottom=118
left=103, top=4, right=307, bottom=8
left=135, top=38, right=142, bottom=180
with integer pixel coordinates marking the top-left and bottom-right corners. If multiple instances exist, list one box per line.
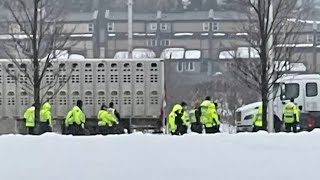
left=1, top=131, right=320, bottom=180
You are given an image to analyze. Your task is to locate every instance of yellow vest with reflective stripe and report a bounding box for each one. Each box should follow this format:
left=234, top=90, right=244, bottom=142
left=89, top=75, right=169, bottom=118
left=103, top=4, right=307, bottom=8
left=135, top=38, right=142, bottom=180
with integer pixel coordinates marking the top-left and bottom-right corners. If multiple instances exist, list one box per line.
left=253, top=105, right=263, bottom=127
left=24, top=106, right=35, bottom=127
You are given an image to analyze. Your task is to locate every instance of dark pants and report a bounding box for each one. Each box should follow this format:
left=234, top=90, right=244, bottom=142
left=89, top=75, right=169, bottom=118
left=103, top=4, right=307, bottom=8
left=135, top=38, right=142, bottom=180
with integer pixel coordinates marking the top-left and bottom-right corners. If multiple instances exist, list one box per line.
left=27, top=127, right=35, bottom=135
left=67, top=124, right=84, bottom=136
left=171, top=125, right=188, bottom=136
left=191, top=122, right=203, bottom=134
left=252, top=126, right=265, bottom=132
left=98, top=126, right=109, bottom=135
left=39, top=122, right=52, bottom=135
left=285, top=122, right=297, bottom=133
left=205, top=125, right=220, bottom=134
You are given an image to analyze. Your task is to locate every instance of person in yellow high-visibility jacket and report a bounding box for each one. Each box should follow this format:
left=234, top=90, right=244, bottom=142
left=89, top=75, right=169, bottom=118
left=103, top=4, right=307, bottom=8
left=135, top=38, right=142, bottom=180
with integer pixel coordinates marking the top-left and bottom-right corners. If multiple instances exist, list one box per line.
left=168, top=102, right=189, bottom=135
left=24, top=104, right=35, bottom=135
left=283, top=99, right=299, bottom=133
left=39, top=101, right=52, bottom=134
left=65, top=100, right=86, bottom=135
left=252, top=104, right=263, bottom=132
left=200, top=96, right=220, bottom=134
left=97, top=104, right=117, bottom=135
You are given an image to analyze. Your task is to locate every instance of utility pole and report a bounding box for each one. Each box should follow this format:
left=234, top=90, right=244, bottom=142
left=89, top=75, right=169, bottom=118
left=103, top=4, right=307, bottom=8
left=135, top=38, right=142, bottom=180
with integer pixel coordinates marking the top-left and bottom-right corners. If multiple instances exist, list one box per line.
left=128, top=0, right=133, bottom=59
left=267, top=0, right=274, bottom=133
left=313, top=19, right=317, bottom=72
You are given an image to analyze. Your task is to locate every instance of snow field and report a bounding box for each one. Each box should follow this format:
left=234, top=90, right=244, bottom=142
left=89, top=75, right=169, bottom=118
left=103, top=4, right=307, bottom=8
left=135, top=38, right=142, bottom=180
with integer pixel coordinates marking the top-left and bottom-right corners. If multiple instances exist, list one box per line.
left=0, top=131, right=319, bottom=180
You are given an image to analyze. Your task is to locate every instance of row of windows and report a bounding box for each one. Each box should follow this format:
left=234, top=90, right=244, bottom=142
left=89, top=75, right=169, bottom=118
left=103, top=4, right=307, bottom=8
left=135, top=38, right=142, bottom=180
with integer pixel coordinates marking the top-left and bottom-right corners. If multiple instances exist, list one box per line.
left=177, top=62, right=195, bottom=72
left=1, top=62, right=158, bottom=71
left=102, top=22, right=220, bottom=33
left=284, top=83, right=318, bottom=100
left=146, top=39, right=170, bottom=47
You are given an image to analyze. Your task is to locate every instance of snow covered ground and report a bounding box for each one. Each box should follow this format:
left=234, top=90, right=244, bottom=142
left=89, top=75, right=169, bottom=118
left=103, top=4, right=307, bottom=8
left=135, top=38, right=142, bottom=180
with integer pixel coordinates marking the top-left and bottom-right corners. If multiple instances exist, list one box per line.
left=1, top=131, right=320, bottom=180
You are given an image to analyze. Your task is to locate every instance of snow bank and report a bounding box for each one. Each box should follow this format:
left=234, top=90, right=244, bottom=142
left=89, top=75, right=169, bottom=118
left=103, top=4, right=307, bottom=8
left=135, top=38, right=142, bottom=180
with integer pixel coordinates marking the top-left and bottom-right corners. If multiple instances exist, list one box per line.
left=1, top=131, right=320, bottom=180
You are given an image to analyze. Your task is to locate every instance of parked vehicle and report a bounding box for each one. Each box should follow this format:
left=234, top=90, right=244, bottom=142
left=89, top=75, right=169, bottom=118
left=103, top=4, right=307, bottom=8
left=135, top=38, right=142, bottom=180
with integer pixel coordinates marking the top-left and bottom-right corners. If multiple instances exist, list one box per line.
left=236, top=73, right=320, bottom=132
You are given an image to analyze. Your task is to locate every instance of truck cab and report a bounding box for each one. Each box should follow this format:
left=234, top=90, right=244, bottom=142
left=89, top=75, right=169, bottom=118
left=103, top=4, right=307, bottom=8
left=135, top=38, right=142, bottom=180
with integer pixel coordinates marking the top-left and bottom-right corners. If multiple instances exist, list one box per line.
left=236, top=73, right=320, bottom=132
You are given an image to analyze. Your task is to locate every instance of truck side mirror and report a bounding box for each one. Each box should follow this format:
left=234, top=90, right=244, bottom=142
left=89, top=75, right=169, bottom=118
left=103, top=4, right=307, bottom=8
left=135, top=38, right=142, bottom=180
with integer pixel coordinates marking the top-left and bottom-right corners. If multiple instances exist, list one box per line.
left=280, top=83, right=286, bottom=100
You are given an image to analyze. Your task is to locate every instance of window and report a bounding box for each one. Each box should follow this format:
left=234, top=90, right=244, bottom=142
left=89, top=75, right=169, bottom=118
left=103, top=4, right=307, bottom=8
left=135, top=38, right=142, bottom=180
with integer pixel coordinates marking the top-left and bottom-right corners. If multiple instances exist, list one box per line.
left=71, top=75, right=80, bottom=83
left=45, top=74, right=53, bottom=84
left=85, top=75, right=93, bottom=83
left=306, top=34, right=320, bottom=43
left=307, top=34, right=313, bottom=43
left=284, top=83, right=299, bottom=100
left=123, top=74, right=131, bottom=83
left=123, top=91, right=131, bottom=105
left=136, top=91, right=144, bottom=105
left=97, top=63, right=105, bottom=72
left=7, top=92, right=15, bottom=106
left=306, top=83, right=318, bottom=97
left=6, top=75, right=15, bottom=84
left=97, top=91, right=106, bottom=105
left=244, top=115, right=253, bottom=120
left=177, top=62, right=183, bottom=72
left=160, top=39, right=170, bottom=46
left=72, top=91, right=80, bottom=105
left=59, top=75, right=67, bottom=83
left=20, top=91, right=28, bottom=106
left=150, top=74, right=158, bottom=83
left=20, top=75, right=28, bottom=84
left=136, top=74, right=144, bottom=83
left=85, top=91, right=93, bottom=105
left=88, top=23, right=94, bottom=32
left=150, top=91, right=159, bottom=105
left=146, top=39, right=157, bottom=46
left=160, top=23, right=168, bottom=31
left=110, top=74, right=119, bottom=83
left=203, top=22, right=210, bottom=31
left=107, top=22, right=114, bottom=32
left=150, top=23, right=157, bottom=31
left=9, top=23, right=21, bottom=33
left=59, top=91, right=67, bottom=105
left=85, top=63, right=92, bottom=71
left=111, top=91, right=119, bottom=105
left=97, top=75, right=106, bottom=83
left=212, top=22, right=219, bottom=31
left=186, top=62, right=195, bottom=71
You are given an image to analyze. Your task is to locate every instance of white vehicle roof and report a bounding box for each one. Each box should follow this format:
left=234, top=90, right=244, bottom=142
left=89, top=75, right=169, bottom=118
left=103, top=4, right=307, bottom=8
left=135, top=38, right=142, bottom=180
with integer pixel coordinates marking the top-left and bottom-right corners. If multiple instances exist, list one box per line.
left=236, top=102, right=262, bottom=112
left=277, top=74, right=320, bottom=83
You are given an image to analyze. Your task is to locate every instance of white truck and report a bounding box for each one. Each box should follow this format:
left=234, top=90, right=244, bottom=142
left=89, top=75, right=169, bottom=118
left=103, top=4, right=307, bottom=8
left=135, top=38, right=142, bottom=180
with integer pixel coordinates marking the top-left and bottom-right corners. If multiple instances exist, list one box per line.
left=236, top=73, right=320, bottom=132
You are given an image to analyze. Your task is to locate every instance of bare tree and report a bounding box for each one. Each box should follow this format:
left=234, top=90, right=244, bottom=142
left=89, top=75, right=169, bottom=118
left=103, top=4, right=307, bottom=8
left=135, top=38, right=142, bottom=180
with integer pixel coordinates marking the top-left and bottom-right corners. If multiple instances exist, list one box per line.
left=228, top=0, right=315, bottom=129
left=2, top=0, right=76, bottom=124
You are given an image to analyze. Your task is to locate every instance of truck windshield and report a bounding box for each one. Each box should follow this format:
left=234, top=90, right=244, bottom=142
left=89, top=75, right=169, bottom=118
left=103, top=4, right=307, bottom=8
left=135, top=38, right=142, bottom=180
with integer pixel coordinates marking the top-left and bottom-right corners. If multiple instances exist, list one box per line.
left=284, top=83, right=299, bottom=100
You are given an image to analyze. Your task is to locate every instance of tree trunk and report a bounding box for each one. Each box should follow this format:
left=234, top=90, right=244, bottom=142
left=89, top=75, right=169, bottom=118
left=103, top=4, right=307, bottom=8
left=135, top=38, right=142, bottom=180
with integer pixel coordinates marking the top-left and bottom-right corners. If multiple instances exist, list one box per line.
left=33, top=0, right=41, bottom=126
left=261, top=42, right=268, bottom=130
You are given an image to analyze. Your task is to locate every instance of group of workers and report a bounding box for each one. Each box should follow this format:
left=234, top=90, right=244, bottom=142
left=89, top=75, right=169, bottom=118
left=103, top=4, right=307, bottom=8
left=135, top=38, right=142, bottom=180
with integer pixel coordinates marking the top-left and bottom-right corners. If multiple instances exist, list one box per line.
left=23, top=100, right=122, bottom=135
left=168, top=96, right=220, bottom=135
left=23, top=96, right=301, bottom=135
left=252, top=99, right=300, bottom=133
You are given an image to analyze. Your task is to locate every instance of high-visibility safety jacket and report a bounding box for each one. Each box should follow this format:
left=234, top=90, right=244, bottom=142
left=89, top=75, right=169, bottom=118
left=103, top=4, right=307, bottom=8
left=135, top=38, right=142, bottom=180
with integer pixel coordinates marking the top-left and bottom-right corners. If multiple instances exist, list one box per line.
left=253, top=104, right=263, bottom=127
left=283, top=102, right=299, bottom=123
left=189, top=109, right=196, bottom=123
left=24, top=106, right=35, bottom=127
left=200, top=100, right=219, bottom=128
left=97, top=110, right=116, bottom=126
left=40, top=102, right=52, bottom=126
left=65, top=106, right=85, bottom=127
left=168, top=104, right=182, bottom=133
left=107, top=108, right=119, bottom=124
